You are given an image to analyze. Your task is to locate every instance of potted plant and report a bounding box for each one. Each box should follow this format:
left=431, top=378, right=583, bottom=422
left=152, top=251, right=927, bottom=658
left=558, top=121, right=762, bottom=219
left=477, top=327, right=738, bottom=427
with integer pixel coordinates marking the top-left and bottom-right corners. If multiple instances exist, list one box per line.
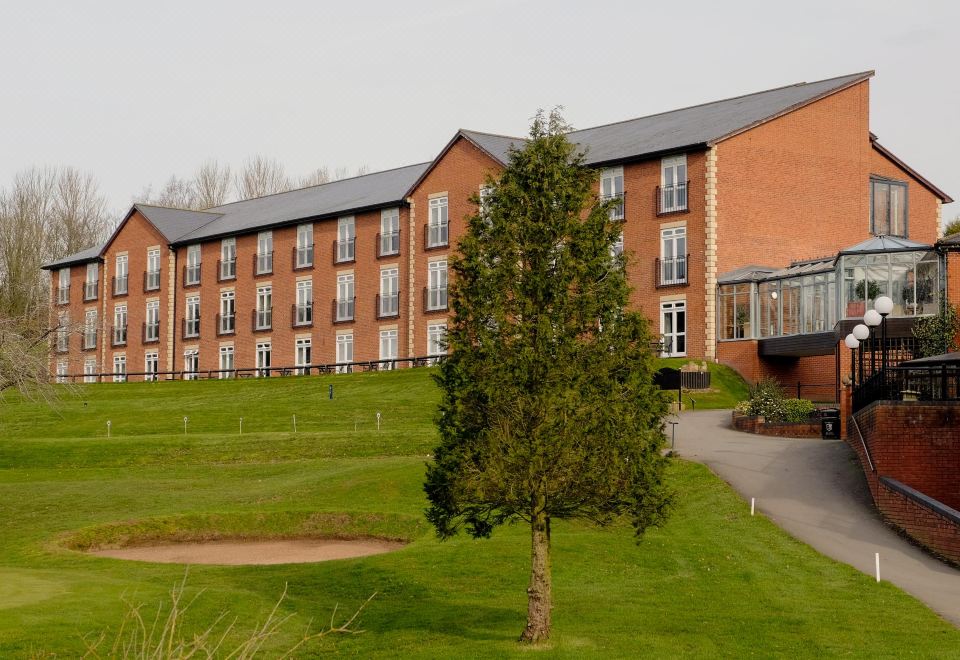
left=734, top=304, right=750, bottom=339
left=847, top=280, right=882, bottom=317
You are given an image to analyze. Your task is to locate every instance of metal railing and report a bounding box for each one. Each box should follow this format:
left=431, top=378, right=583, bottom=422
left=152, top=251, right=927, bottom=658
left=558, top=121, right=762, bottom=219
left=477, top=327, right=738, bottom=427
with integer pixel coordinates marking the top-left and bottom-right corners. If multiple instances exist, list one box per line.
left=377, top=231, right=400, bottom=257
left=292, top=303, right=313, bottom=327
left=112, top=275, right=128, bottom=296
left=601, top=192, right=625, bottom=221
left=657, top=181, right=689, bottom=215
left=252, top=308, right=272, bottom=331
left=57, top=286, right=70, bottom=304
left=184, top=264, right=201, bottom=286
left=217, top=313, right=235, bottom=336
left=423, top=286, right=448, bottom=312
left=334, top=238, right=356, bottom=264
left=655, top=254, right=689, bottom=287
left=333, top=297, right=355, bottom=323
left=425, top=223, right=449, bottom=249
left=142, top=321, right=160, bottom=343
left=84, top=281, right=98, bottom=301
left=218, top=258, right=236, bottom=281
left=112, top=325, right=127, bottom=347
left=254, top=252, right=273, bottom=275
left=182, top=317, right=200, bottom=339
left=377, top=292, right=400, bottom=319
left=294, top=245, right=314, bottom=269
left=144, top=270, right=161, bottom=292
left=853, top=364, right=960, bottom=413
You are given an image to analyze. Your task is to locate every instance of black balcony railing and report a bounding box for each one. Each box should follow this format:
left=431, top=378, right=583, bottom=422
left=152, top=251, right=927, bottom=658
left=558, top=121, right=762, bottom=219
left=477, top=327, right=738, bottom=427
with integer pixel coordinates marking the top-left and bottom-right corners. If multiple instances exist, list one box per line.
left=294, top=245, right=314, bottom=269
left=291, top=303, right=313, bottom=327
left=657, top=181, right=690, bottom=215
left=56, top=286, right=70, bottom=305
left=601, top=192, right=625, bottom=221
left=377, top=231, right=401, bottom=257
left=111, top=324, right=127, bottom=347
left=252, top=307, right=273, bottom=331
left=217, top=313, right=235, bottom=336
left=377, top=291, right=401, bottom=319
left=423, top=286, right=448, bottom=312
left=218, top=258, right=236, bottom=281
left=112, top=275, right=128, bottom=296
left=182, top=317, right=200, bottom=339
left=853, top=364, right=960, bottom=413
left=254, top=252, right=273, bottom=276
left=144, top=270, right=161, bottom=292
left=184, top=264, right=201, bottom=287
left=333, top=297, right=355, bottom=323
left=142, top=321, right=160, bottom=344
left=83, top=281, right=98, bottom=301
left=334, top=238, right=356, bottom=264
left=655, top=254, right=690, bottom=287
left=425, top=223, right=449, bottom=249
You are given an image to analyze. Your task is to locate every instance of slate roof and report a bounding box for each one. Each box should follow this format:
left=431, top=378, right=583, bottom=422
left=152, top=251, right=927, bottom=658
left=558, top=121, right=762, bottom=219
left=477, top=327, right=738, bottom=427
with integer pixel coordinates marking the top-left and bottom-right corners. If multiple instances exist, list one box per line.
left=938, top=232, right=960, bottom=248
left=899, top=351, right=960, bottom=366
left=717, top=264, right=779, bottom=284
left=41, top=243, right=107, bottom=270
left=174, top=162, right=431, bottom=244
left=839, top=235, right=933, bottom=255
left=134, top=204, right=222, bottom=242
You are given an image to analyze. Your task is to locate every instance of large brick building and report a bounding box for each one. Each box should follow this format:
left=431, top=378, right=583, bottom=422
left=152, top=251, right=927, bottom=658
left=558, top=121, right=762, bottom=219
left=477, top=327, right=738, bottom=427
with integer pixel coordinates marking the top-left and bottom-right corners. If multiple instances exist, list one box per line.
left=43, top=71, right=954, bottom=394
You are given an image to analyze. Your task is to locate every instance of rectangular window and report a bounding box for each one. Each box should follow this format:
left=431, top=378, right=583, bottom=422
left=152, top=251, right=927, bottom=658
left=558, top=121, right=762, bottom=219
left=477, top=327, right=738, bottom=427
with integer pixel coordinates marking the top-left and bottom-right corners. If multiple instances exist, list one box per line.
left=296, top=337, right=312, bottom=375
left=659, top=155, right=688, bottom=214
left=659, top=227, right=688, bottom=286
left=427, top=197, right=449, bottom=248
left=718, top=284, right=753, bottom=340
left=220, top=238, right=236, bottom=280
left=145, top=351, right=159, bottom=382
left=871, top=178, right=908, bottom=237
left=660, top=301, right=686, bottom=357
left=600, top=167, right=624, bottom=221
left=379, top=329, right=398, bottom=370
left=337, top=217, right=356, bottom=263
left=185, top=295, right=200, bottom=338
left=56, top=312, right=69, bottom=352
left=146, top=249, right=161, bottom=290
left=336, top=334, right=353, bottom=373
left=256, top=231, right=273, bottom=274
left=56, top=361, right=68, bottom=384
left=295, top=280, right=313, bottom=326
left=84, top=358, right=97, bottom=383
left=380, top=208, right=400, bottom=256
left=219, top=345, right=235, bottom=379
left=84, top=309, right=98, bottom=350
left=296, top=223, right=314, bottom=268
left=85, top=263, right=99, bottom=300
left=113, top=255, right=128, bottom=295
left=184, top=349, right=199, bottom=380
left=427, top=323, right=447, bottom=364
left=336, top=273, right=355, bottom=322
left=379, top=267, right=399, bottom=318
left=426, top=261, right=448, bottom=311
left=144, top=300, right=160, bottom=342
left=219, top=291, right=235, bottom=334
left=255, top=286, right=272, bottom=330
left=113, top=304, right=127, bottom=346
left=185, top=244, right=201, bottom=285
left=57, top=268, right=70, bottom=304
left=113, top=354, right=127, bottom=383
left=256, top=341, right=272, bottom=377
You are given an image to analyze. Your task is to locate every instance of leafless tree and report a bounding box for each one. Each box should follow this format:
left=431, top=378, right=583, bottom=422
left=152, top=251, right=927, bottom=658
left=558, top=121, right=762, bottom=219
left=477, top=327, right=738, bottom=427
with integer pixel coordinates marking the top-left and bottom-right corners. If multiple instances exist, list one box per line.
left=192, top=159, right=232, bottom=209
left=51, top=167, right=111, bottom=257
left=234, top=155, right=291, bottom=200
left=0, top=315, right=74, bottom=404
left=299, top=166, right=331, bottom=188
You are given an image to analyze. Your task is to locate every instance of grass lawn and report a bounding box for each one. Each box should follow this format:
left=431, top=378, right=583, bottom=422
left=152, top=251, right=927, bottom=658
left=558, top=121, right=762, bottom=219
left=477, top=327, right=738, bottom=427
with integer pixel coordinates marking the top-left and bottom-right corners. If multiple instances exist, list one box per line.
left=1, top=369, right=957, bottom=657
left=656, top=357, right=750, bottom=410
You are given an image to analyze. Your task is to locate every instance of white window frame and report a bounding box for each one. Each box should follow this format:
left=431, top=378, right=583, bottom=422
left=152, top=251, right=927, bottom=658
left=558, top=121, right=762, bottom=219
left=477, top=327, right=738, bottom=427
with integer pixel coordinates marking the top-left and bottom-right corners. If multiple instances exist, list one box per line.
left=337, top=216, right=356, bottom=262
left=256, top=341, right=272, bottom=377
left=296, top=223, right=314, bottom=268
left=220, top=238, right=236, bottom=279
left=427, top=197, right=449, bottom=247
left=427, top=322, right=447, bottom=364
left=56, top=361, right=68, bottom=384
left=427, top=261, right=448, bottom=311
left=56, top=312, right=69, bottom=352
left=296, top=337, right=312, bottom=375
left=145, top=351, right=159, bottom=382
left=336, top=333, right=353, bottom=373
left=660, top=227, right=688, bottom=286
left=84, top=309, right=98, bottom=349
left=186, top=244, right=201, bottom=284
left=379, top=329, right=398, bottom=370
left=184, top=349, right=199, bottom=380
left=660, top=300, right=687, bottom=357
left=113, top=304, right=127, bottom=346
left=58, top=268, right=70, bottom=303
left=185, top=295, right=200, bottom=337
left=85, top=262, right=99, bottom=299
left=220, top=291, right=236, bottom=334
left=255, top=286, right=272, bottom=330
left=256, top=231, right=273, bottom=274
left=380, top=267, right=399, bottom=317
left=600, top=167, right=624, bottom=221
left=146, top=249, right=161, bottom=290
left=113, top=354, right=127, bottom=383
left=660, top=155, right=688, bottom=213
left=380, top=208, right=400, bottom=256
left=295, top=280, right=313, bottom=326
left=336, top=273, right=355, bottom=321
left=145, top=300, right=160, bottom=342
left=219, top=345, right=235, bottom=379
left=83, top=358, right=97, bottom=383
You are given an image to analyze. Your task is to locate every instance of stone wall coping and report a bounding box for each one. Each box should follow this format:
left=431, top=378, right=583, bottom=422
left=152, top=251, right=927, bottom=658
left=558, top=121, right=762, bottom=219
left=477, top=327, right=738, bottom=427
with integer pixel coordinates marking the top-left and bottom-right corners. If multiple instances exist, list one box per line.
left=880, top=476, right=960, bottom=527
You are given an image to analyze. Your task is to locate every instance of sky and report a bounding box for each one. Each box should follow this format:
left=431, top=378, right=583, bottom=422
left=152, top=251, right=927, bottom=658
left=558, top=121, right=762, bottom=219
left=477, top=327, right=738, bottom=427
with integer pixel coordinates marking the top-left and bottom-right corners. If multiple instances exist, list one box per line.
left=1, top=0, right=957, bottom=221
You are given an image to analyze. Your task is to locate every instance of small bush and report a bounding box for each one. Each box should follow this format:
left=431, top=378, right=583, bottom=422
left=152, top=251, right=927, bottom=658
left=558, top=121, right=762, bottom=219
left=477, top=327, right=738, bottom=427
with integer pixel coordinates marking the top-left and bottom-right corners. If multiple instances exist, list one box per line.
left=741, top=379, right=814, bottom=423
left=781, top=398, right=816, bottom=423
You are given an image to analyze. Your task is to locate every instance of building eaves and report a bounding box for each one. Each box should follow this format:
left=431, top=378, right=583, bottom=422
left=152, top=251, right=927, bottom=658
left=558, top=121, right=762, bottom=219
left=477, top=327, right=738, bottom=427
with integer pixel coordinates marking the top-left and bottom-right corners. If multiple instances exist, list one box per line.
left=870, top=135, right=953, bottom=203
left=41, top=243, right=106, bottom=270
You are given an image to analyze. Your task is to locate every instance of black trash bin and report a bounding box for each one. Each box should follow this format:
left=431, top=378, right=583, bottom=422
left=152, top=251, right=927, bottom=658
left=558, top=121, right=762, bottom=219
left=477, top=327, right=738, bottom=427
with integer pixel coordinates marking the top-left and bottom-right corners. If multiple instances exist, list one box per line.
left=819, top=408, right=840, bottom=439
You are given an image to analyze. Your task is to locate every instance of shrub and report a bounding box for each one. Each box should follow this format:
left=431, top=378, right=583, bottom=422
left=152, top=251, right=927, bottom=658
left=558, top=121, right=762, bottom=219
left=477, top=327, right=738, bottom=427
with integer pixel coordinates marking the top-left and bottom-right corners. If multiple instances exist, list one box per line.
left=745, top=378, right=786, bottom=420
left=781, top=398, right=816, bottom=423
left=913, top=303, right=960, bottom=358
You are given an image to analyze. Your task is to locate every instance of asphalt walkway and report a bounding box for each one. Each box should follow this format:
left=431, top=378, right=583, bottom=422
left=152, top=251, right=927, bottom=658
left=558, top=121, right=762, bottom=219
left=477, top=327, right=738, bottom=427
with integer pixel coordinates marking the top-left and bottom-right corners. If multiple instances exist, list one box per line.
left=672, top=410, right=960, bottom=626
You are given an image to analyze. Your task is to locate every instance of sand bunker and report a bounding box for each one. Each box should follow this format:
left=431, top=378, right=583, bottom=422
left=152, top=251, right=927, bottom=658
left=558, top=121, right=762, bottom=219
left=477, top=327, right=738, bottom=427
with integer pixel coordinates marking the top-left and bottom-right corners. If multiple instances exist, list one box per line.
left=90, top=538, right=406, bottom=565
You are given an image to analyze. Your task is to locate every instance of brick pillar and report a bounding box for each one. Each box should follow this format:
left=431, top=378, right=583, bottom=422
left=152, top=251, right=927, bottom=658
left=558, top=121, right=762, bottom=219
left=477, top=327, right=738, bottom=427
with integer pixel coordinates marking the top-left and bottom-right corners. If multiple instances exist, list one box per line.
left=839, top=383, right=852, bottom=440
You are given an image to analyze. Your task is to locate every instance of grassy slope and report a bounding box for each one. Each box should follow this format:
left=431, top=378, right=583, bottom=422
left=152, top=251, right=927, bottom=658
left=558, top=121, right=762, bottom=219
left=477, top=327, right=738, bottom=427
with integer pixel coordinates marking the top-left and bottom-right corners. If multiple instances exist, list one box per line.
left=0, top=370, right=957, bottom=657
left=656, top=357, right=750, bottom=409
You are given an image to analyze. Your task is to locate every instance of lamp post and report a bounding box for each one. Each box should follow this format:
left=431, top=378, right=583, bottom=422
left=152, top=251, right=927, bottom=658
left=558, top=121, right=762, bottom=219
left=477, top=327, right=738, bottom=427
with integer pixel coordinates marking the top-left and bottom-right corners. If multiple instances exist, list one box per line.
left=844, top=333, right=860, bottom=387
left=852, top=323, right=870, bottom=385
left=864, top=309, right=881, bottom=377
left=875, top=296, right=894, bottom=373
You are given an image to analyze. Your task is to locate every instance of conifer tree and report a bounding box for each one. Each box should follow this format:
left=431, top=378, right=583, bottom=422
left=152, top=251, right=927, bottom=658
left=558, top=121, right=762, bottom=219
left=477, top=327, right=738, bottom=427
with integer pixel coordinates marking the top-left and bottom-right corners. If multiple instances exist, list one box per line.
left=425, top=109, right=672, bottom=643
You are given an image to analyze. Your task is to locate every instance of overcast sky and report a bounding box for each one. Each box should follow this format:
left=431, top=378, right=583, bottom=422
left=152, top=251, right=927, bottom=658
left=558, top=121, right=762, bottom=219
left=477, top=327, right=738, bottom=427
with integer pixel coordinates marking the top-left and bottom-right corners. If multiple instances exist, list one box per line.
left=1, top=0, right=956, bottom=220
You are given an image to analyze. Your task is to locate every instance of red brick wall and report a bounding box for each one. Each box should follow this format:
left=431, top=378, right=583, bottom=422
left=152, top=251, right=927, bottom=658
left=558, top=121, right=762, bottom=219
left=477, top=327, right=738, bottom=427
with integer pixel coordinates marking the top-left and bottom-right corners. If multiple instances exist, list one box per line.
left=49, top=259, right=103, bottom=374
left=717, top=341, right=838, bottom=401
left=877, top=480, right=960, bottom=564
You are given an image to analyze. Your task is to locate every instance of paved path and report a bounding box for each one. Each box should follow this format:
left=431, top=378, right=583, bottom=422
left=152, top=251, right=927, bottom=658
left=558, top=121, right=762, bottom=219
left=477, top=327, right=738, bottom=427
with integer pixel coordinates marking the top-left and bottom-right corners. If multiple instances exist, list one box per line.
left=671, top=410, right=960, bottom=626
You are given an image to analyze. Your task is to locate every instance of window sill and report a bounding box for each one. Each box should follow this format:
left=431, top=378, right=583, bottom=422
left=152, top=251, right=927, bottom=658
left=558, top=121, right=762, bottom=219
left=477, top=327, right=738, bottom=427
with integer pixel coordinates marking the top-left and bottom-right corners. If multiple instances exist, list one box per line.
left=657, top=207, right=690, bottom=218
left=377, top=250, right=401, bottom=260
left=424, top=243, right=449, bottom=252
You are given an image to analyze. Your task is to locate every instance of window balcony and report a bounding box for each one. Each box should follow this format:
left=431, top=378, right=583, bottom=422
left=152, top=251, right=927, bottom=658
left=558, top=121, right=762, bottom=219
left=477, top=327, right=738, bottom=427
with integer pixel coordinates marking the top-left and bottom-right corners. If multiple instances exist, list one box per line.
left=82, top=331, right=97, bottom=350
left=424, top=286, right=448, bottom=312
left=425, top=223, right=449, bottom=250
left=56, top=286, right=70, bottom=305
left=142, top=321, right=160, bottom=344
left=602, top=192, right=625, bottom=221
left=217, top=313, right=235, bottom=336
left=55, top=335, right=69, bottom=353
left=252, top=307, right=272, bottom=332
left=182, top=317, right=200, bottom=339
left=111, top=325, right=127, bottom=347
left=655, top=255, right=689, bottom=288
left=334, top=238, right=356, bottom=264
left=112, top=275, right=128, bottom=297
left=377, top=231, right=401, bottom=257
left=218, top=258, right=236, bottom=282
left=377, top=291, right=400, bottom=319
left=291, top=303, right=313, bottom=328
left=183, top=264, right=201, bottom=287
left=83, top=281, right=98, bottom=301
left=143, top=270, right=161, bottom=292
left=657, top=181, right=689, bottom=215
left=254, top=252, right=273, bottom=276
left=293, top=245, right=314, bottom=270
left=333, top=297, right=355, bottom=323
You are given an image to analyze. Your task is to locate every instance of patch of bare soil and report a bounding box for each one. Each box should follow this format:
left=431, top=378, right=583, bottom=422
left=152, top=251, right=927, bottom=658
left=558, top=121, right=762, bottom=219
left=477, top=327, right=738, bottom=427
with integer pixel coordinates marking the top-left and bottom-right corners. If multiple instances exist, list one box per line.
left=90, top=538, right=406, bottom=565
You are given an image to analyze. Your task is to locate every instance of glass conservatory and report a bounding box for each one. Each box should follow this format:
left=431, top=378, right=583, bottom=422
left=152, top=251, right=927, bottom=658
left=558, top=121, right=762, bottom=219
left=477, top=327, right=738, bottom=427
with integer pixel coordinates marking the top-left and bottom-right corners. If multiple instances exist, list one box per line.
left=717, top=237, right=940, bottom=342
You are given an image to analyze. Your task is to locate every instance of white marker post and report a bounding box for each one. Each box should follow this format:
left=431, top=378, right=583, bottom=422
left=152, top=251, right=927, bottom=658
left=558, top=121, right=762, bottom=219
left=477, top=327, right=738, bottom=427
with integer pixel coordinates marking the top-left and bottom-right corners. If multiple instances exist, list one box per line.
left=293, top=414, right=297, bottom=433
left=107, top=420, right=111, bottom=438
left=239, top=417, right=243, bottom=435
left=875, top=552, right=880, bottom=583
left=376, top=411, right=381, bottom=431
left=183, top=416, right=188, bottom=435
left=751, top=497, right=755, bottom=516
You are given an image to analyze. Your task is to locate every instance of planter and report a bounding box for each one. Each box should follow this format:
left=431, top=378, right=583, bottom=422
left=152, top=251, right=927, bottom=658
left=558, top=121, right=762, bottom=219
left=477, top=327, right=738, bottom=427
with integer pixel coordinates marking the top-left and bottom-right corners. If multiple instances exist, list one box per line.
left=731, top=412, right=821, bottom=438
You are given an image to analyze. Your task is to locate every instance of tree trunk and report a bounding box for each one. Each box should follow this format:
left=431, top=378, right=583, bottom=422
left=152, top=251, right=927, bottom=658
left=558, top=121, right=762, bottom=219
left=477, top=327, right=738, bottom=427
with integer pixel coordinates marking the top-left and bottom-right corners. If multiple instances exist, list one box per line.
left=520, top=509, right=551, bottom=643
